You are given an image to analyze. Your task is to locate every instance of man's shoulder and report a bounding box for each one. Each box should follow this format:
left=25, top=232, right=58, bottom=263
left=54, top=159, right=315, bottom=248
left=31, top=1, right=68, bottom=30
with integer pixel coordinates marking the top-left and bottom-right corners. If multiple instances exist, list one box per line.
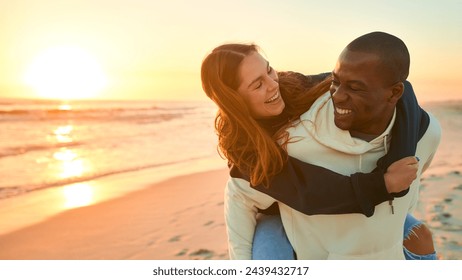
left=427, top=112, right=442, bottom=137
left=418, top=112, right=441, bottom=149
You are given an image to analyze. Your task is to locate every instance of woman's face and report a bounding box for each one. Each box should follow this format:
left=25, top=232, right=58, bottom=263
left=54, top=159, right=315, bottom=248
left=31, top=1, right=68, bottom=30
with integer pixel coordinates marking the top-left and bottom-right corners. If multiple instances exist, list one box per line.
left=237, top=51, right=285, bottom=119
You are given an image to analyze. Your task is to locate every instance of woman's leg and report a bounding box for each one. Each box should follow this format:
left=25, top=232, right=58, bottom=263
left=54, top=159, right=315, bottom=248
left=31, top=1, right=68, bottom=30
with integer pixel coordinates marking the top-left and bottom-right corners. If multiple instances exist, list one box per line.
left=252, top=214, right=295, bottom=260
left=253, top=213, right=437, bottom=260
left=403, top=214, right=437, bottom=260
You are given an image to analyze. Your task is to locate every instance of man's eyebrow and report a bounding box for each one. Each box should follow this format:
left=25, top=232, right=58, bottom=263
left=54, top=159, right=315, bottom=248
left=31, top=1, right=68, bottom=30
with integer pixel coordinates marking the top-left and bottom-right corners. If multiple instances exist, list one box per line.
left=331, top=72, right=367, bottom=87
left=349, top=80, right=367, bottom=87
left=247, top=61, right=269, bottom=89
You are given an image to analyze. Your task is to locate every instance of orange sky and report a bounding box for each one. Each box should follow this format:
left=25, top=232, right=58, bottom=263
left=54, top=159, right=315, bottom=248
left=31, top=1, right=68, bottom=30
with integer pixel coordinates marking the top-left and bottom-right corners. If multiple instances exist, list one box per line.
left=0, top=0, right=461, bottom=102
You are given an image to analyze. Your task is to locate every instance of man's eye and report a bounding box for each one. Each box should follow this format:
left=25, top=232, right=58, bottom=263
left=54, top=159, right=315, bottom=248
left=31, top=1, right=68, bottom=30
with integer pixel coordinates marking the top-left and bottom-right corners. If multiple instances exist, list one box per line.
left=255, top=82, right=262, bottom=89
left=267, top=67, right=273, bottom=74
left=331, top=79, right=339, bottom=86
left=350, top=86, right=363, bottom=91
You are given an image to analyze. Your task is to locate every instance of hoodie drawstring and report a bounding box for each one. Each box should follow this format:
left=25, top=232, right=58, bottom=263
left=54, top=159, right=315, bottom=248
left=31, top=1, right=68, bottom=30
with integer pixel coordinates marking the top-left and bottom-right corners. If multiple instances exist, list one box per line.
left=383, top=134, right=389, bottom=154
left=389, top=200, right=394, bottom=214
left=384, top=135, right=394, bottom=214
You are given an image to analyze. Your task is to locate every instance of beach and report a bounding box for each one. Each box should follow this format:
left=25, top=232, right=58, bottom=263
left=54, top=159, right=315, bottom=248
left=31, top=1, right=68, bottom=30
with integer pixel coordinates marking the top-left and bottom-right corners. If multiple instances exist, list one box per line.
left=0, top=167, right=230, bottom=260
left=0, top=100, right=461, bottom=260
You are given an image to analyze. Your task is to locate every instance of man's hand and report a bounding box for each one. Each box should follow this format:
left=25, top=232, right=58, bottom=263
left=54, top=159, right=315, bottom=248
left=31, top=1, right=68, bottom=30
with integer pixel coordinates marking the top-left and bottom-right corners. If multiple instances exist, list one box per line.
left=384, top=156, right=419, bottom=193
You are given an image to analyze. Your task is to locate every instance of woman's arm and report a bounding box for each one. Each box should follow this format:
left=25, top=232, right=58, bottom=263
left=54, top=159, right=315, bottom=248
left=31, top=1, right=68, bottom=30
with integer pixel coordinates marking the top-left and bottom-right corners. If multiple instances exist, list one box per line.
left=231, top=158, right=391, bottom=217
left=258, top=156, right=419, bottom=217
left=225, top=176, right=277, bottom=259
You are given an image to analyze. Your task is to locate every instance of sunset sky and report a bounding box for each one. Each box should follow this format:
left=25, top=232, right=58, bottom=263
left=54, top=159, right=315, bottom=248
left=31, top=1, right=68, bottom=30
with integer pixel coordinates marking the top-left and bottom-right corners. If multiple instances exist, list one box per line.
left=0, top=0, right=461, bottom=102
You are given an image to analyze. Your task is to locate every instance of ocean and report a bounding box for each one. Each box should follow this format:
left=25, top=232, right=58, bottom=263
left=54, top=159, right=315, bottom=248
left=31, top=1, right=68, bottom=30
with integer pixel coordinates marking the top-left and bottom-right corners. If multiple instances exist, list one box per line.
left=0, top=98, right=220, bottom=201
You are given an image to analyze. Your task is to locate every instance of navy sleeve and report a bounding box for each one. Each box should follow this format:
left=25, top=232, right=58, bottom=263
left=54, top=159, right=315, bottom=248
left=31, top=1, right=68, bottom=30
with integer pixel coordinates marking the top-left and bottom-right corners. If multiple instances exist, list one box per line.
left=376, top=80, right=430, bottom=197
left=231, top=80, right=429, bottom=217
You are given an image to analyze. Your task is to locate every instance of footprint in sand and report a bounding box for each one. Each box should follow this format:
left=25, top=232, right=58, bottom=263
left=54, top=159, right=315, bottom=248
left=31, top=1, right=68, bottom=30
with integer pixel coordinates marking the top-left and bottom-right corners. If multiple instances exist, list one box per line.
left=168, top=235, right=182, bottom=242
left=430, top=211, right=462, bottom=231
left=440, top=212, right=452, bottom=219
left=189, top=249, right=214, bottom=260
left=203, top=220, right=214, bottom=226
left=433, top=204, right=445, bottom=213
left=176, top=249, right=188, bottom=256
left=424, top=174, right=443, bottom=181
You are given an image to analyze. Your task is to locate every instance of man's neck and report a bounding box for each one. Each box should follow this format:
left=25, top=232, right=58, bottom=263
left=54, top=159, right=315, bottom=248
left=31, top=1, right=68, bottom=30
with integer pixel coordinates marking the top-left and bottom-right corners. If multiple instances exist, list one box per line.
left=349, top=131, right=380, bottom=142
left=349, top=108, right=397, bottom=142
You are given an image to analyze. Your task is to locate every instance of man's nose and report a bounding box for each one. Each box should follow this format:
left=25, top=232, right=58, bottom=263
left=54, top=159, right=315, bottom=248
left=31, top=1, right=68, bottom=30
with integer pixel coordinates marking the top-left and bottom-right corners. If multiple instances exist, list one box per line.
left=331, top=85, right=347, bottom=102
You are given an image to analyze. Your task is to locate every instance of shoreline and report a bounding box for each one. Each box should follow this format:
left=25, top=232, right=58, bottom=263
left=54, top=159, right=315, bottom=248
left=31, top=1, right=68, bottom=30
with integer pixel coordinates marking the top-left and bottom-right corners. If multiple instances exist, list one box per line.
left=0, top=168, right=230, bottom=260
left=0, top=156, right=227, bottom=236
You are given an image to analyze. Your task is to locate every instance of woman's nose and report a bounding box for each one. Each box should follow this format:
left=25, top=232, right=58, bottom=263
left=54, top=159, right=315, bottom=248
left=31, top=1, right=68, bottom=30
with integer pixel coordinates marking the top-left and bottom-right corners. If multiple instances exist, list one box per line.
left=267, top=76, right=279, bottom=91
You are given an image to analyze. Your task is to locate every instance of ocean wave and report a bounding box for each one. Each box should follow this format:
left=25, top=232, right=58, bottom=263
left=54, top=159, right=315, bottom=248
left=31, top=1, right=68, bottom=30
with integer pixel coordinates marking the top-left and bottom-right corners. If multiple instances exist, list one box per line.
left=0, top=156, right=209, bottom=200
left=0, top=99, right=217, bottom=201
left=0, top=107, right=186, bottom=122
left=0, top=141, right=85, bottom=158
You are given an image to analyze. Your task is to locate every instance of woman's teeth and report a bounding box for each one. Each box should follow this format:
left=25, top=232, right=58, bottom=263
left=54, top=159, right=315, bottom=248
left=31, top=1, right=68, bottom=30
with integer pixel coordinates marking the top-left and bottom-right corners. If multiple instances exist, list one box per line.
left=265, top=91, right=280, bottom=103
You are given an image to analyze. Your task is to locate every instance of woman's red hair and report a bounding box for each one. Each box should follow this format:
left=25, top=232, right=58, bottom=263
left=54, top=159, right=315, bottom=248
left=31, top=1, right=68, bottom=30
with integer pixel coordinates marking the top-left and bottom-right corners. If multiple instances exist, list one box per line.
left=201, top=44, right=330, bottom=187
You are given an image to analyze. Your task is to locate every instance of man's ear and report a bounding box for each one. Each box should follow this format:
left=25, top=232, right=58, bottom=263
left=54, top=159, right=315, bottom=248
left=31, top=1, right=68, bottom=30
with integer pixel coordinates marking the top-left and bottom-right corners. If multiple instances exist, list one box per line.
left=389, top=82, right=404, bottom=104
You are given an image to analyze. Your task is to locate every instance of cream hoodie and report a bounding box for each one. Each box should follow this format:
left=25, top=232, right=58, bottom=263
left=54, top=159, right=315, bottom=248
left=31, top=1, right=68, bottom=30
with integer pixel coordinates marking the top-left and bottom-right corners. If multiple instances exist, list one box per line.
left=225, top=92, right=441, bottom=259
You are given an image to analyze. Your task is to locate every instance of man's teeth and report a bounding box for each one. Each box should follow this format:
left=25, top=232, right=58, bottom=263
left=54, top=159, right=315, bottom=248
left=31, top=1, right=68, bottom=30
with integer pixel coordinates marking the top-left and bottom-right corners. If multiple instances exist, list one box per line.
left=336, top=107, right=352, bottom=115
left=265, top=91, right=279, bottom=103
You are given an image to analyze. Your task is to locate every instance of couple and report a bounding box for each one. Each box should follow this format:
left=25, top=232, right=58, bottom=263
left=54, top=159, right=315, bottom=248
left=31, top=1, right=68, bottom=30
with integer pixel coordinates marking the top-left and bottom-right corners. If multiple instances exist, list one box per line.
left=201, top=32, right=441, bottom=259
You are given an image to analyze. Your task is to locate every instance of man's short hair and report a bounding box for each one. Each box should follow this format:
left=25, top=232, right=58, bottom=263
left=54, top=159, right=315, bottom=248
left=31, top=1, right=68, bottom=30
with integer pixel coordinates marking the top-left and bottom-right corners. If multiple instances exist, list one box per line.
left=346, top=31, right=410, bottom=83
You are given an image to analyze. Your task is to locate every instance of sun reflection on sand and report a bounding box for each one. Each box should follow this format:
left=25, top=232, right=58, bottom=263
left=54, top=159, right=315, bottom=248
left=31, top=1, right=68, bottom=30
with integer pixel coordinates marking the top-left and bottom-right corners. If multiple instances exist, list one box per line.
left=62, top=183, right=94, bottom=208
left=51, top=124, right=96, bottom=208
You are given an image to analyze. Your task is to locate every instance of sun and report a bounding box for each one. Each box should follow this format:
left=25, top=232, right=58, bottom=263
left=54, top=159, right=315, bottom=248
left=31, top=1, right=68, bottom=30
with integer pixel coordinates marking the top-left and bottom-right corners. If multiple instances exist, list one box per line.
left=24, top=45, right=108, bottom=99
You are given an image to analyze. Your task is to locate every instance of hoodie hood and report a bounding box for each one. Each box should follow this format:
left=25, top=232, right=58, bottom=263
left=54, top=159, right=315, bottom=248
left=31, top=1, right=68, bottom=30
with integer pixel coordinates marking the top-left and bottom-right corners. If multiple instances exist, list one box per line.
left=299, top=92, right=395, bottom=155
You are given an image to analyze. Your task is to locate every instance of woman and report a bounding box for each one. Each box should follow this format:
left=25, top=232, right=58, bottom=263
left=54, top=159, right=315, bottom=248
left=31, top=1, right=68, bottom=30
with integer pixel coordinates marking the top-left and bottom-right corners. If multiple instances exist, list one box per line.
left=201, top=43, right=436, bottom=259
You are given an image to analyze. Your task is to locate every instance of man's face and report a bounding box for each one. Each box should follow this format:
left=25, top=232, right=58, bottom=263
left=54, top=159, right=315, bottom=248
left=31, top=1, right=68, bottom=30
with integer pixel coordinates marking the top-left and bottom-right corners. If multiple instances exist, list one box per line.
left=330, top=49, right=396, bottom=137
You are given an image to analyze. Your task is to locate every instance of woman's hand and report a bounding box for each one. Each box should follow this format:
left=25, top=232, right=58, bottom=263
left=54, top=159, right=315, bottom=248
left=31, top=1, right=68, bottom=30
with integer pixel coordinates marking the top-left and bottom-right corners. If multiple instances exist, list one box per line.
left=384, top=156, right=419, bottom=193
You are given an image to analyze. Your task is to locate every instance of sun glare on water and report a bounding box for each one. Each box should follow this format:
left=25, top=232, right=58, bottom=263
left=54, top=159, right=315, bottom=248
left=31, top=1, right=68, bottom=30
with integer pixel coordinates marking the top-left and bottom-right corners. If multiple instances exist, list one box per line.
left=24, top=45, right=108, bottom=100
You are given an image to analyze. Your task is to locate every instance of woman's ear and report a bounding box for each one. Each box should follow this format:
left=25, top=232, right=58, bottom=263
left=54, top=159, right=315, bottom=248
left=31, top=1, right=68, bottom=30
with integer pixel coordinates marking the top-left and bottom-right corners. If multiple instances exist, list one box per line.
left=389, top=82, right=404, bottom=103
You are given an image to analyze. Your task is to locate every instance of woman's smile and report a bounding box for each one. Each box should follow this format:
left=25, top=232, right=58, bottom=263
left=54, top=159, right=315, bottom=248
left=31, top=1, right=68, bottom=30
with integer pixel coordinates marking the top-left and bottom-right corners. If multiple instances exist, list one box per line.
left=265, top=90, right=281, bottom=104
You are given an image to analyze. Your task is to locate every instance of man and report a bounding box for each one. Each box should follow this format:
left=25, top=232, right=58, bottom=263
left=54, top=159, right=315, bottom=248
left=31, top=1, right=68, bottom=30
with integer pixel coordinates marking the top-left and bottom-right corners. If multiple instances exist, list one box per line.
left=226, top=32, right=441, bottom=259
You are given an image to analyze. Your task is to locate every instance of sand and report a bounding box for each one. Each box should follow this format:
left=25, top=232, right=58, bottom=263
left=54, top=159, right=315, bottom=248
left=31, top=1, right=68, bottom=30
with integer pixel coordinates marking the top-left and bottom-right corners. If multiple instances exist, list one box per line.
left=413, top=101, right=462, bottom=259
left=0, top=101, right=460, bottom=260
left=0, top=169, right=229, bottom=260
